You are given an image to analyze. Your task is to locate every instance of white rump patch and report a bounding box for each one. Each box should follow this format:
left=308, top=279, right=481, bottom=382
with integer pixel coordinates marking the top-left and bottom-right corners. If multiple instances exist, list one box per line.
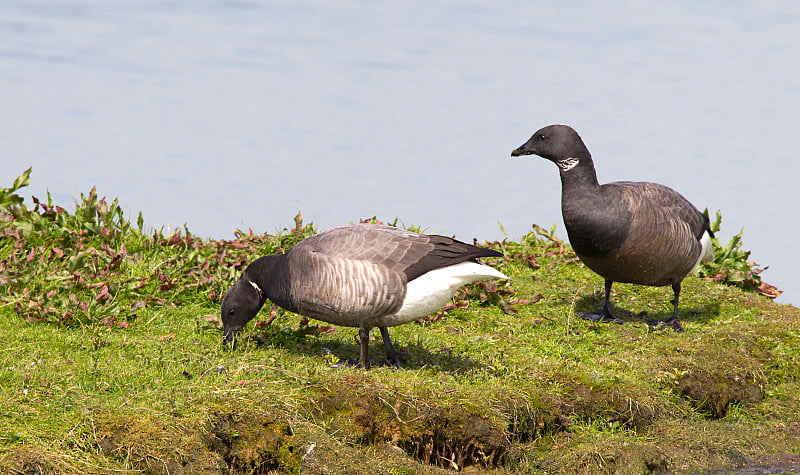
left=378, top=261, right=509, bottom=327
left=692, top=230, right=714, bottom=270
left=557, top=157, right=580, bottom=171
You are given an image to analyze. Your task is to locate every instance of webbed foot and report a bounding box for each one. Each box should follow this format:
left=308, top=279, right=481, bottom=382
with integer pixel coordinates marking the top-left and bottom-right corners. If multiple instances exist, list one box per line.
left=580, top=312, right=623, bottom=324
left=331, top=358, right=376, bottom=369
left=646, top=316, right=684, bottom=333
left=383, top=354, right=402, bottom=369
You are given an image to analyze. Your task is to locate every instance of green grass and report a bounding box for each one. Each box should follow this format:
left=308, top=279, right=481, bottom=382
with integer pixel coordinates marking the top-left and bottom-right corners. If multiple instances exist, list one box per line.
left=1, top=169, right=799, bottom=474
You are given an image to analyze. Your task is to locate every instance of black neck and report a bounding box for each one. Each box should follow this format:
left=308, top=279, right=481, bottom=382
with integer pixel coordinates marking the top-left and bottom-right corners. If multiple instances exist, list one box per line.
left=244, top=254, right=295, bottom=311
left=559, top=157, right=600, bottom=191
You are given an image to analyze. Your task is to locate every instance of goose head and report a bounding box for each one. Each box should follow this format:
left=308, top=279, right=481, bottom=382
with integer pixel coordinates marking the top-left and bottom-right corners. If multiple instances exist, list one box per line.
left=511, top=124, right=591, bottom=172
left=221, top=274, right=264, bottom=344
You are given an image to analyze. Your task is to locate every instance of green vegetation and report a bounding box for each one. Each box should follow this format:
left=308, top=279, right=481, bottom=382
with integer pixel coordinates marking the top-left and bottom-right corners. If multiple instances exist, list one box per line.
left=696, top=209, right=782, bottom=299
left=1, top=169, right=798, bottom=474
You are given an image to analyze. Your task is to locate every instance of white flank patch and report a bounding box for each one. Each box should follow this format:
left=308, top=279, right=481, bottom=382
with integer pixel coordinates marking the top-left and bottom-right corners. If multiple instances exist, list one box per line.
left=378, top=262, right=509, bottom=327
left=692, top=230, right=714, bottom=270
left=557, top=157, right=579, bottom=171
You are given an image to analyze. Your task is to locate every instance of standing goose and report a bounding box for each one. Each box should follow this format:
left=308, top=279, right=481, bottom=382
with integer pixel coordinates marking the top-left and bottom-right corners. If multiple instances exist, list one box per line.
left=511, top=125, right=713, bottom=332
left=221, top=223, right=508, bottom=368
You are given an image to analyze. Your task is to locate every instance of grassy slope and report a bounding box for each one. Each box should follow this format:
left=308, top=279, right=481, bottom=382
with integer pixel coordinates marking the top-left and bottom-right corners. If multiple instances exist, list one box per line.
left=1, top=179, right=799, bottom=474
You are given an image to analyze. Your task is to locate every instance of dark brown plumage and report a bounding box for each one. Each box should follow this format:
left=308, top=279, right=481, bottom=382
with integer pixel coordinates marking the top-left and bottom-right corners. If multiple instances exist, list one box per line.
left=512, top=124, right=713, bottom=331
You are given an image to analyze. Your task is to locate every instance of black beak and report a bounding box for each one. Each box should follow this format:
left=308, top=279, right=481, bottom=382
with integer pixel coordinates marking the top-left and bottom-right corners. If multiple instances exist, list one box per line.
left=511, top=145, right=532, bottom=157
left=222, top=327, right=239, bottom=347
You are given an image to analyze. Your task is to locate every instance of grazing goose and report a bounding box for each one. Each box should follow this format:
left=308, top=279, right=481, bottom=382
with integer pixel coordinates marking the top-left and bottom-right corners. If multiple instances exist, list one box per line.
left=221, top=223, right=508, bottom=368
left=511, top=124, right=713, bottom=332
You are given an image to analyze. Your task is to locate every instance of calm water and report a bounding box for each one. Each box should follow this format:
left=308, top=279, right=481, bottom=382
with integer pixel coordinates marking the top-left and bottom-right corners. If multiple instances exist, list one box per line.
left=1, top=2, right=798, bottom=305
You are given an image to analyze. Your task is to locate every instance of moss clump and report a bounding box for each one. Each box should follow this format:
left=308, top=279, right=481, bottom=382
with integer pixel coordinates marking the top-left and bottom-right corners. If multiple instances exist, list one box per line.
left=94, top=413, right=227, bottom=474
left=541, top=441, right=669, bottom=475
left=204, top=410, right=301, bottom=474
left=92, top=410, right=302, bottom=474
left=316, top=375, right=509, bottom=469
left=560, top=379, right=659, bottom=431
left=313, top=374, right=572, bottom=470
left=614, top=442, right=669, bottom=474
left=679, top=370, right=763, bottom=418
left=0, top=447, right=60, bottom=474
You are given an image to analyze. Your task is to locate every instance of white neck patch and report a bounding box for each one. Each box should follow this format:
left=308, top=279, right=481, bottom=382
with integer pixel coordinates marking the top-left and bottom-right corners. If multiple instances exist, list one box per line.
left=246, top=277, right=263, bottom=300
left=557, top=157, right=580, bottom=171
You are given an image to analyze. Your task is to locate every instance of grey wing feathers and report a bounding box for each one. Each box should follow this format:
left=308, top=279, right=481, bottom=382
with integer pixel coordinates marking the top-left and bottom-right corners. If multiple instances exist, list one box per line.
left=287, top=246, right=406, bottom=325
left=293, top=224, right=431, bottom=267
left=285, top=224, right=430, bottom=324
left=614, top=182, right=707, bottom=281
left=615, top=182, right=709, bottom=240
left=294, top=223, right=500, bottom=281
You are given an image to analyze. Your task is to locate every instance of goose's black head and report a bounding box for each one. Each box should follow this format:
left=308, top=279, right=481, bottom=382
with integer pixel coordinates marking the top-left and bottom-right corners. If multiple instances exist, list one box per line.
left=221, top=273, right=264, bottom=344
left=511, top=124, right=591, bottom=169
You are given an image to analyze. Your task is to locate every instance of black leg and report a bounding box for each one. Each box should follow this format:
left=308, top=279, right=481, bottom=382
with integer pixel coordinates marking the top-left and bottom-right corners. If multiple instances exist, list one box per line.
left=646, top=281, right=685, bottom=332
left=379, top=327, right=401, bottom=368
left=664, top=281, right=685, bottom=332
left=358, top=327, right=371, bottom=370
left=581, top=279, right=623, bottom=324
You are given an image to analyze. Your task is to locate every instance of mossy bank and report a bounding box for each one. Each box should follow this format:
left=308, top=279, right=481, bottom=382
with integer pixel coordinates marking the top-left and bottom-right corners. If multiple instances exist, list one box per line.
left=1, top=170, right=798, bottom=474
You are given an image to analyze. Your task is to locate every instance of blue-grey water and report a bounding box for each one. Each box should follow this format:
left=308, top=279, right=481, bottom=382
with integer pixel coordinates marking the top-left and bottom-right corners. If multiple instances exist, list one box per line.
left=1, top=2, right=798, bottom=306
